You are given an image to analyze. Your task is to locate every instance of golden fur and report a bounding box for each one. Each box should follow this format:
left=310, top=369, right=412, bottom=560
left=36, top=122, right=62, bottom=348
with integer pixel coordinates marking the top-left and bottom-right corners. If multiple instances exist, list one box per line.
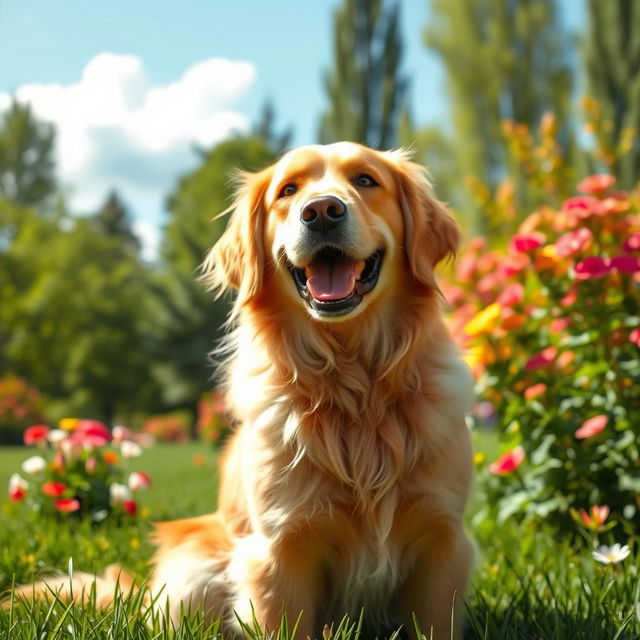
left=9, top=143, right=474, bottom=639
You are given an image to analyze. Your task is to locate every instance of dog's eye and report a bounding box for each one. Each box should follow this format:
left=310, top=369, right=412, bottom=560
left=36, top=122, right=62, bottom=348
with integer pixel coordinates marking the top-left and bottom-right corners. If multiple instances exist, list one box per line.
left=278, top=183, right=298, bottom=198
left=355, top=174, right=378, bottom=188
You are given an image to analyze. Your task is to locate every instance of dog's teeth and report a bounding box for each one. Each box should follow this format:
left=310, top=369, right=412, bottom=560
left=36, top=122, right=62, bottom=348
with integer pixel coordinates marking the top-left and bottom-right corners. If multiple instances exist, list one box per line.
left=355, top=260, right=366, bottom=278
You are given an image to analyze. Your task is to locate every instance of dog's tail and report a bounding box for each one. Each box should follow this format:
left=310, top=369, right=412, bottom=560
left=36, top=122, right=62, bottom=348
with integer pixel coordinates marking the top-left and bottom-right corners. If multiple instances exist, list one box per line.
left=3, top=563, right=137, bottom=610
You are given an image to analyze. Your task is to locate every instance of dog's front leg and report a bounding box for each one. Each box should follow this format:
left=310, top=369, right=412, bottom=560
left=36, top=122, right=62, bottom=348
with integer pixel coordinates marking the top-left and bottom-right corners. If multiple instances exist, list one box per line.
left=229, top=534, right=317, bottom=638
left=397, top=526, right=474, bottom=640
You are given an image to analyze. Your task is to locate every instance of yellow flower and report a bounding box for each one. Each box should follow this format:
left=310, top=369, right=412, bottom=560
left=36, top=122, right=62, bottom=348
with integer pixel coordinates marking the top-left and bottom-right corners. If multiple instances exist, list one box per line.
left=464, top=303, right=501, bottom=336
left=130, top=538, right=140, bottom=550
left=59, top=418, right=79, bottom=431
left=473, top=452, right=486, bottom=466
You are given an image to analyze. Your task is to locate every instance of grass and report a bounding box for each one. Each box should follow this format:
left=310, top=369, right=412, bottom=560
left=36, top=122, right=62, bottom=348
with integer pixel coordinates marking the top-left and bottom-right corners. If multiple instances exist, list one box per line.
left=1, top=441, right=638, bottom=639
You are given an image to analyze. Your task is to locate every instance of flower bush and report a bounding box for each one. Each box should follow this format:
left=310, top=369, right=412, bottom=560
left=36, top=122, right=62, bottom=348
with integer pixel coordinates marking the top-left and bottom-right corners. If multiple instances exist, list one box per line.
left=197, top=391, right=231, bottom=445
left=451, top=175, right=640, bottom=530
left=7, top=419, right=151, bottom=521
left=0, top=376, right=46, bottom=444
left=143, top=412, right=190, bottom=442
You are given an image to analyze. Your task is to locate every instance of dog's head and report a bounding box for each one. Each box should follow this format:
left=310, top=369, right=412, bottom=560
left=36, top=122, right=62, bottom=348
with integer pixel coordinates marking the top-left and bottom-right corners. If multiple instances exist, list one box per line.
left=205, top=142, right=460, bottom=321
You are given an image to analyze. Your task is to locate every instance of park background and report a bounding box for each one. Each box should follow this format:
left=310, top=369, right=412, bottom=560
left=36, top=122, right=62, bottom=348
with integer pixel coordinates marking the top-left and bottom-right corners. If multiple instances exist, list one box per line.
left=1, top=1, right=639, bottom=638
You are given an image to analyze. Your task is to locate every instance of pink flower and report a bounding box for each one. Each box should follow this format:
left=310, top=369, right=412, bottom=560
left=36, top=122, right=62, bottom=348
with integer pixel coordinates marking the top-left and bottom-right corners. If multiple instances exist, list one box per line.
left=489, top=447, right=525, bottom=475
left=549, top=317, right=569, bottom=334
left=68, top=419, right=111, bottom=448
left=525, top=347, right=558, bottom=370
left=23, top=425, right=49, bottom=446
left=623, top=232, right=640, bottom=252
left=574, top=257, right=612, bottom=280
left=579, top=505, right=610, bottom=529
left=501, top=253, right=530, bottom=277
left=560, top=289, right=577, bottom=307
left=510, top=232, right=546, bottom=253
left=555, top=228, right=592, bottom=258
left=575, top=415, right=608, bottom=439
left=497, top=283, right=525, bottom=308
left=42, top=482, right=67, bottom=497
left=55, top=498, right=80, bottom=513
left=562, top=196, right=603, bottom=220
left=630, top=328, right=640, bottom=347
left=610, top=255, right=640, bottom=274
left=577, top=174, right=615, bottom=195
left=128, top=471, right=151, bottom=492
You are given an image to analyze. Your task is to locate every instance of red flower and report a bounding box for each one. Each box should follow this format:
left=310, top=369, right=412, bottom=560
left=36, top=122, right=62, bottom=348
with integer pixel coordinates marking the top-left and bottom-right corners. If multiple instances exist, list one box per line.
left=610, top=255, right=640, bottom=274
left=576, top=174, right=615, bottom=195
left=23, top=425, right=49, bottom=446
left=123, top=500, right=137, bottom=515
left=524, top=347, right=558, bottom=370
left=575, top=415, right=608, bottom=439
left=489, top=447, right=525, bottom=475
left=42, top=482, right=67, bottom=497
left=55, top=498, right=80, bottom=513
left=555, top=228, right=592, bottom=258
left=497, top=283, right=524, bottom=308
left=630, top=328, right=640, bottom=347
left=623, top=232, right=640, bottom=252
left=574, top=257, right=612, bottom=280
left=579, top=505, right=609, bottom=529
left=510, top=232, right=546, bottom=253
left=501, top=253, right=529, bottom=277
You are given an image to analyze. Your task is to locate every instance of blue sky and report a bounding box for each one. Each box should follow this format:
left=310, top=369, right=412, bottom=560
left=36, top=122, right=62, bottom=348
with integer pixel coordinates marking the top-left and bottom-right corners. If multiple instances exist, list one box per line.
left=0, top=0, right=586, bottom=257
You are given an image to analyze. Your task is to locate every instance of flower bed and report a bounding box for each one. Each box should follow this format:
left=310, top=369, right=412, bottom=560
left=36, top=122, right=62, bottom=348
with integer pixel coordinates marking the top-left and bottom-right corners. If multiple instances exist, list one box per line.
left=448, top=175, right=640, bottom=530
left=8, top=420, right=151, bottom=521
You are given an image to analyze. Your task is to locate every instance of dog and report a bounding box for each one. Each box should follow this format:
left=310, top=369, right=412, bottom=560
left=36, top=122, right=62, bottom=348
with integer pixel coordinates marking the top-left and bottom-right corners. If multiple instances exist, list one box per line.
left=11, top=142, right=475, bottom=639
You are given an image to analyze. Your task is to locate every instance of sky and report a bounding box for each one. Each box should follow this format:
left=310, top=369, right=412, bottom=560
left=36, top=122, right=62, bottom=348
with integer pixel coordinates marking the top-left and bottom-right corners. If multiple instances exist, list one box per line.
left=0, top=0, right=586, bottom=259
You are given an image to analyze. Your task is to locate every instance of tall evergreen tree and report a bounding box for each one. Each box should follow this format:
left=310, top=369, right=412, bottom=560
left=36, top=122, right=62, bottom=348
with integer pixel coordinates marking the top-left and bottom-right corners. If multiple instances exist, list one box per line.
left=583, top=0, right=640, bottom=187
left=319, top=0, right=408, bottom=149
left=424, top=0, right=572, bottom=230
left=0, top=100, right=56, bottom=206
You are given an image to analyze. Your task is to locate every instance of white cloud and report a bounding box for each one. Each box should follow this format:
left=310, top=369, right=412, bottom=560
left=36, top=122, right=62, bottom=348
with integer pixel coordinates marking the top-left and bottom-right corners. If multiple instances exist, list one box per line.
left=1, top=53, right=256, bottom=258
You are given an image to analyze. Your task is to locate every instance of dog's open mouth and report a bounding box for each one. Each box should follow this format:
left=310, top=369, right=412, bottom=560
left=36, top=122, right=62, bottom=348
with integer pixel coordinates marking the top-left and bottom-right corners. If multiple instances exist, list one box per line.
left=287, top=247, right=384, bottom=316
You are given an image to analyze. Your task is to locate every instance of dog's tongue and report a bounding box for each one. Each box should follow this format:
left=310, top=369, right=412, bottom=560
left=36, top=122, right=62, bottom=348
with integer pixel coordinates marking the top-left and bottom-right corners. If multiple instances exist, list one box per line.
left=306, top=257, right=357, bottom=301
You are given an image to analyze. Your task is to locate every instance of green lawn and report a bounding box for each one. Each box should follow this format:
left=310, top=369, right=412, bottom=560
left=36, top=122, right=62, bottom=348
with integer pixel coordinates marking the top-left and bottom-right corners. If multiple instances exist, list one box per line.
left=0, top=440, right=638, bottom=639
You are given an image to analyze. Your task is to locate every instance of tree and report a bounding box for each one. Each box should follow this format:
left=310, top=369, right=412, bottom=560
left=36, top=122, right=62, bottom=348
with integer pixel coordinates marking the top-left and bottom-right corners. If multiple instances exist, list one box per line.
left=424, top=0, right=572, bottom=232
left=94, top=190, right=141, bottom=252
left=318, top=0, right=408, bottom=149
left=158, top=136, right=277, bottom=425
left=0, top=201, right=161, bottom=423
left=583, top=0, right=640, bottom=188
left=0, top=100, right=56, bottom=206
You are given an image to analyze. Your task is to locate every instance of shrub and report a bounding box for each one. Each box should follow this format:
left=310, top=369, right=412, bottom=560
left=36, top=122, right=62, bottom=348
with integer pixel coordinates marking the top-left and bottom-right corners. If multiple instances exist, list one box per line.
left=0, top=376, right=47, bottom=444
left=8, top=419, right=151, bottom=521
left=451, top=175, right=640, bottom=530
left=142, top=412, right=190, bottom=442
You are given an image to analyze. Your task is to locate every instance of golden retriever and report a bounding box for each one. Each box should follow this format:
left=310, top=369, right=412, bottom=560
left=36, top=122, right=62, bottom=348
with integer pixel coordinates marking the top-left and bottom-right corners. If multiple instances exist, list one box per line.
left=12, top=142, right=474, bottom=639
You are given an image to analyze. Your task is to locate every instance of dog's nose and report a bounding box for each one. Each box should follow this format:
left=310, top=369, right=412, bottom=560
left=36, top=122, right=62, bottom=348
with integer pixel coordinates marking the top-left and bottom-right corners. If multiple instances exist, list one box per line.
left=300, top=196, right=347, bottom=233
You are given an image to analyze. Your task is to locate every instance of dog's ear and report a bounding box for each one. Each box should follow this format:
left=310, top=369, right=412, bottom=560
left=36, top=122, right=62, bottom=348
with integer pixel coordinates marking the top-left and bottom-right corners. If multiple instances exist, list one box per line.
left=391, top=152, right=461, bottom=289
left=202, top=167, right=272, bottom=312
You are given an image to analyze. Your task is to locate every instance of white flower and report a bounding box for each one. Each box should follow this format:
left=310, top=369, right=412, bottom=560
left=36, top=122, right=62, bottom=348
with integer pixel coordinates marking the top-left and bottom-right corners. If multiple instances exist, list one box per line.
left=592, top=543, right=631, bottom=565
left=21, top=455, right=46, bottom=475
left=128, top=471, right=150, bottom=492
left=109, top=483, right=132, bottom=506
left=112, top=425, right=133, bottom=443
left=120, top=440, right=142, bottom=458
left=47, top=429, right=68, bottom=447
left=9, top=473, right=28, bottom=493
